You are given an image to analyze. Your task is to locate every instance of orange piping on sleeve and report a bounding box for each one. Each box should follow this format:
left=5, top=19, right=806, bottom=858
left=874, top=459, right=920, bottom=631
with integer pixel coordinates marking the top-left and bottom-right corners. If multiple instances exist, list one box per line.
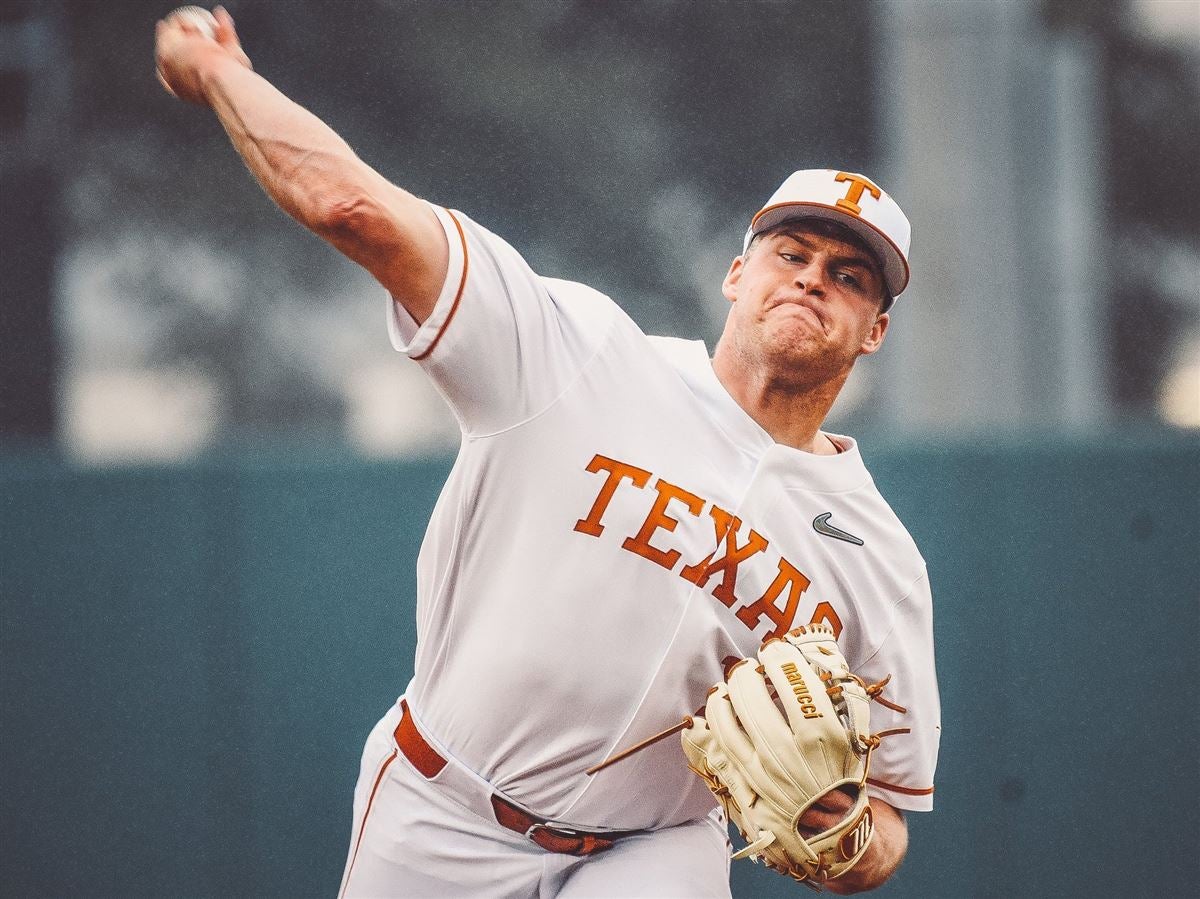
left=866, top=777, right=935, bottom=797
left=412, top=209, right=470, bottom=362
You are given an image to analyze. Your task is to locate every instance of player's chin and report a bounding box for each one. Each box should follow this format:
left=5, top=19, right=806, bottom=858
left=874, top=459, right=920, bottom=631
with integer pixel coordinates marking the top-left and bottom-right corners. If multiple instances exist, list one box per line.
left=761, top=329, right=827, bottom=369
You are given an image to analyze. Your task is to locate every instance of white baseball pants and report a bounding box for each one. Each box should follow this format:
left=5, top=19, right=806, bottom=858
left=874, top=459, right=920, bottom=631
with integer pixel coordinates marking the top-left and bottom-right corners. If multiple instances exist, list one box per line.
left=338, top=700, right=732, bottom=899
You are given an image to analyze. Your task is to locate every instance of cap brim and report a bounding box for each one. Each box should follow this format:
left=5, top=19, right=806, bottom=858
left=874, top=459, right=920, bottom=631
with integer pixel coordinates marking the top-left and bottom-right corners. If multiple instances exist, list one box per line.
left=749, top=202, right=909, bottom=300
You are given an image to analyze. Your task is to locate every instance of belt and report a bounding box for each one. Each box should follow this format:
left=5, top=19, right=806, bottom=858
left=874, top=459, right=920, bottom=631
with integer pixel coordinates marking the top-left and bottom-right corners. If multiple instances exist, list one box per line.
left=393, top=700, right=644, bottom=857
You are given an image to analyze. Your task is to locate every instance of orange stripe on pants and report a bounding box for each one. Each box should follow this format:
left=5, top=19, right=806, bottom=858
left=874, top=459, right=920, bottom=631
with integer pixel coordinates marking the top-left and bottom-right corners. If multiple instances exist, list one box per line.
left=338, top=748, right=398, bottom=899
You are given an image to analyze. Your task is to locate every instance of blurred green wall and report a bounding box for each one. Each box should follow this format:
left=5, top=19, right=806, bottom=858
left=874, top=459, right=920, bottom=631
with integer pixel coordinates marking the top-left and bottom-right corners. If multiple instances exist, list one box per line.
left=2, top=438, right=1197, bottom=898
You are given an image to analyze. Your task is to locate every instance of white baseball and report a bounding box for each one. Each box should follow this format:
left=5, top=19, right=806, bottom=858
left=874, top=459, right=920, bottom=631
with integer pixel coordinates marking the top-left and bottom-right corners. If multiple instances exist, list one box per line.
left=168, top=5, right=217, bottom=40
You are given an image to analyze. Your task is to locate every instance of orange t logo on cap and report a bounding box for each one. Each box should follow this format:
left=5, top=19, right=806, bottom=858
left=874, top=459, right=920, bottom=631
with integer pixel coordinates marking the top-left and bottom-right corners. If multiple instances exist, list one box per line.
left=834, top=172, right=881, bottom=216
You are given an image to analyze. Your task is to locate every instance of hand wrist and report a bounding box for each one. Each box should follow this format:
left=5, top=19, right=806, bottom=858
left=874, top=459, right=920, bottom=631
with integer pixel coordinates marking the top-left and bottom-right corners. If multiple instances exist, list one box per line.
left=197, top=51, right=244, bottom=104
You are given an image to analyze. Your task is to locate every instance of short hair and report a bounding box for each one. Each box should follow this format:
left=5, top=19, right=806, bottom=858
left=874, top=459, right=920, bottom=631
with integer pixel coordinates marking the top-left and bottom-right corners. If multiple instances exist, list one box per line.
left=744, top=217, right=892, bottom=311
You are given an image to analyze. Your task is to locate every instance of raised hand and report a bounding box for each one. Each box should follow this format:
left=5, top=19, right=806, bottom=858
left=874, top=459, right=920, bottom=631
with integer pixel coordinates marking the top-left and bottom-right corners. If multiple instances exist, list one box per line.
left=155, top=6, right=251, bottom=105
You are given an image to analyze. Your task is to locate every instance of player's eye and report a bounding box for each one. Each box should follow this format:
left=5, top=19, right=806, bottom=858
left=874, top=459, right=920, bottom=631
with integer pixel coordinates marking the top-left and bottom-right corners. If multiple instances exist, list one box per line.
left=836, top=271, right=859, bottom=287
left=781, top=253, right=805, bottom=264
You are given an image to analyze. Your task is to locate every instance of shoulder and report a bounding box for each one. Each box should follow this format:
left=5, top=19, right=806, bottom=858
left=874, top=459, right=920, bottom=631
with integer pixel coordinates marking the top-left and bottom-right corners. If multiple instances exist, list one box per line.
left=645, top=335, right=712, bottom=375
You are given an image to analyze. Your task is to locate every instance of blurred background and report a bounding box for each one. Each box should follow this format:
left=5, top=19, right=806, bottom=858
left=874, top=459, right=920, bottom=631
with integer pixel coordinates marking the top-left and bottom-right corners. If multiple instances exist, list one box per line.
left=1, top=1, right=1197, bottom=897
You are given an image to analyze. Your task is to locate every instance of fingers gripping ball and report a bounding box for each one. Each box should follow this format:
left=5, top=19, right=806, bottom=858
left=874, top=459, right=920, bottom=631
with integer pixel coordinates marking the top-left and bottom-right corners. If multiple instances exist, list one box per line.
left=156, top=6, right=230, bottom=104
left=168, top=6, right=218, bottom=39
left=681, top=623, right=881, bottom=887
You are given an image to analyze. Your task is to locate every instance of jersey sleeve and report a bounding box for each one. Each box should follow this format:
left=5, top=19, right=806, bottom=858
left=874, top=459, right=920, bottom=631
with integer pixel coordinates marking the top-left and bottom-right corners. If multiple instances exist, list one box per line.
left=856, top=572, right=941, bottom=812
left=387, top=204, right=619, bottom=436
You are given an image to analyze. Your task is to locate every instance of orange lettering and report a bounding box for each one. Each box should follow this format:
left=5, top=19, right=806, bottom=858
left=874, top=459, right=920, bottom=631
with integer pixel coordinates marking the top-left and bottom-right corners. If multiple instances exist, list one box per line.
left=680, top=507, right=769, bottom=608
left=622, top=479, right=704, bottom=570
left=735, top=558, right=811, bottom=639
left=573, top=454, right=652, bottom=537
left=679, top=506, right=735, bottom=581
left=834, top=172, right=881, bottom=217
left=809, top=601, right=843, bottom=640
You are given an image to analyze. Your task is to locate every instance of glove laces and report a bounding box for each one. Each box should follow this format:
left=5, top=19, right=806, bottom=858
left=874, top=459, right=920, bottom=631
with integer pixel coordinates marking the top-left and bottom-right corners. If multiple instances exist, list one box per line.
left=851, top=672, right=908, bottom=714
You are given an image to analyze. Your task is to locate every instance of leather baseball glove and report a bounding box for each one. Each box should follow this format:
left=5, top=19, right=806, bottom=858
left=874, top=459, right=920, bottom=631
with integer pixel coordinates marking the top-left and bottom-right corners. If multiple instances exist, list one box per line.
left=681, top=623, right=902, bottom=889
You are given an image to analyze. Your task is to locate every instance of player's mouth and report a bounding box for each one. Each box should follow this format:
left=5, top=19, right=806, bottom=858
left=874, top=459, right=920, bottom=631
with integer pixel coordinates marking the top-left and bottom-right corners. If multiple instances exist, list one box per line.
left=770, top=298, right=827, bottom=333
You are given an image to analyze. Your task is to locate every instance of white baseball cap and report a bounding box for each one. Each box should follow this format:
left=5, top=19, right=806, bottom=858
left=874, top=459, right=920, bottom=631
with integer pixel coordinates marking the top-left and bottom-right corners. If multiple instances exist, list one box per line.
left=743, top=169, right=912, bottom=305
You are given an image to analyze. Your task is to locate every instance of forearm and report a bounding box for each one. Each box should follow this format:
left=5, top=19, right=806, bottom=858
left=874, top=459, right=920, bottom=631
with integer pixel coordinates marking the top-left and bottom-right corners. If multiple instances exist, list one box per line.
left=200, top=56, right=377, bottom=234
left=193, top=52, right=444, bottom=318
left=825, top=799, right=907, bottom=894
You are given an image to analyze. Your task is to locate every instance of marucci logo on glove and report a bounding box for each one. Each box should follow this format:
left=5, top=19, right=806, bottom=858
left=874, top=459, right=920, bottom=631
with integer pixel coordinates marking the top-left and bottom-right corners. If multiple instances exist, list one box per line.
left=589, top=623, right=912, bottom=886
left=781, top=661, right=823, bottom=719
left=838, top=805, right=874, bottom=861
left=678, top=624, right=895, bottom=887
left=812, top=512, right=863, bottom=546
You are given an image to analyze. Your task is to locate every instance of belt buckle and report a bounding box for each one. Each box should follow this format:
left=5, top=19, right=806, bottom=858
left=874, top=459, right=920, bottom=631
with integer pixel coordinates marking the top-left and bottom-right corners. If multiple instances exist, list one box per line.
left=525, top=820, right=577, bottom=840
left=525, top=821, right=582, bottom=844
left=525, top=822, right=608, bottom=857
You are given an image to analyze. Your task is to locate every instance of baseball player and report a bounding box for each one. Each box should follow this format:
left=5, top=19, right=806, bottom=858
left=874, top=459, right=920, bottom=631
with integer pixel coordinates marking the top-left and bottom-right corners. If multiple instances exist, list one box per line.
left=156, top=8, right=939, bottom=897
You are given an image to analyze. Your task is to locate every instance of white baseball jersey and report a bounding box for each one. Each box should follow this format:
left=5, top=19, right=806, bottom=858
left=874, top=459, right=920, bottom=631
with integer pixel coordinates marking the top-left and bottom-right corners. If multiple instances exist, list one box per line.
left=385, top=204, right=940, bottom=833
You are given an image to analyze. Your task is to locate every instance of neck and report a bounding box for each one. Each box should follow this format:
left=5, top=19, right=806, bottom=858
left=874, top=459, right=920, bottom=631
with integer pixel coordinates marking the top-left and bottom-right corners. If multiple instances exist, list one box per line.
left=711, top=349, right=849, bottom=454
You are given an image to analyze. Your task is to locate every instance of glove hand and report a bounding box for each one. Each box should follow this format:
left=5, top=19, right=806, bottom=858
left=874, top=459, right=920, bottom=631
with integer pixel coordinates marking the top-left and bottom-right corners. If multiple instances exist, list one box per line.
left=681, top=623, right=882, bottom=888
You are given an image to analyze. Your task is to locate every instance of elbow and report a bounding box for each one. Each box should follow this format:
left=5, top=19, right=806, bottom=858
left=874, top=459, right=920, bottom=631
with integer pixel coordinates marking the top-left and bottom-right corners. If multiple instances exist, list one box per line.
left=311, top=189, right=378, bottom=240
left=310, top=188, right=406, bottom=268
left=299, top=181, right=439, bottom=303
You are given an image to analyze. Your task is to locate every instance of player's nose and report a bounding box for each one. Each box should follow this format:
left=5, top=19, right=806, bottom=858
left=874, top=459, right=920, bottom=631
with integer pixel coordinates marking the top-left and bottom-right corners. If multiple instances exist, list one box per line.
left=793, top=258, right=827, bottom=295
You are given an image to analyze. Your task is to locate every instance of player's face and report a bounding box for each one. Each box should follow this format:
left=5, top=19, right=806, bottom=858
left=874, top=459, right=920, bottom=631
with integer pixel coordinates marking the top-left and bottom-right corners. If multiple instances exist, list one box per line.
left=721, top=225, right=889, bottom=383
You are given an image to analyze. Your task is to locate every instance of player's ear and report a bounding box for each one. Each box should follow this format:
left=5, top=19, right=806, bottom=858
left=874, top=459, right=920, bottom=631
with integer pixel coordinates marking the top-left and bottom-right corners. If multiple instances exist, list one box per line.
left=722, top=256, right=744, bottom=304
left=859, top=312, right=889, bottom=355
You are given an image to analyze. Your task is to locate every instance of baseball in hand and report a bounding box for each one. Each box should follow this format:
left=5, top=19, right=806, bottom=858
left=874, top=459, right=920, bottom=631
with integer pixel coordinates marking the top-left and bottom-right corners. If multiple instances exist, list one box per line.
left=167, top=6, right=218, bottom=39
left=157, top=5, right=232, bottom=104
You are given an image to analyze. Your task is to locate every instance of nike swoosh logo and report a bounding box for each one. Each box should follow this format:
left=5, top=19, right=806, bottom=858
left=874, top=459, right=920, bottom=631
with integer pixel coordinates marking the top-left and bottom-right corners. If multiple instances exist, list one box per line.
left=812, top=512, right=864, bottom=546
